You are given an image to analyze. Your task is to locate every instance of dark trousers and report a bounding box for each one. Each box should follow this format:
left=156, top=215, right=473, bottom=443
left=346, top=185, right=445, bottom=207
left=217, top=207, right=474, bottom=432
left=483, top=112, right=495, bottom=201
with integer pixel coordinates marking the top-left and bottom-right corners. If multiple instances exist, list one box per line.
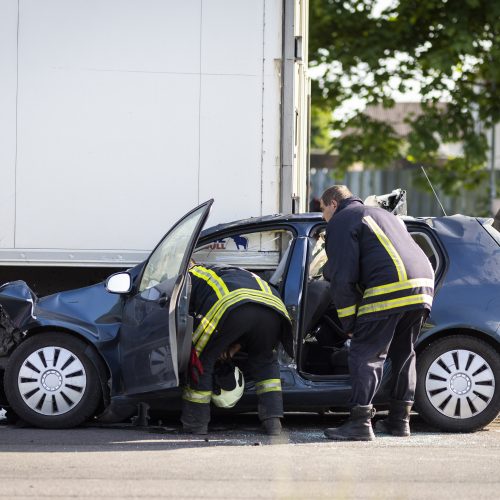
left=182, top=303, right=284, bottom=428
left=349, top=308, right=427, bottom=406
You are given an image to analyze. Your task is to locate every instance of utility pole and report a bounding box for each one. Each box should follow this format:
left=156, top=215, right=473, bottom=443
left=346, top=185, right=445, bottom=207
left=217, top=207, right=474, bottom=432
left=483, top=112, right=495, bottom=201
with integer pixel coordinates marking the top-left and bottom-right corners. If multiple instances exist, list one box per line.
left=490, top=76, right=498, bottom=216
left=490, top=123, right=496, bottom=216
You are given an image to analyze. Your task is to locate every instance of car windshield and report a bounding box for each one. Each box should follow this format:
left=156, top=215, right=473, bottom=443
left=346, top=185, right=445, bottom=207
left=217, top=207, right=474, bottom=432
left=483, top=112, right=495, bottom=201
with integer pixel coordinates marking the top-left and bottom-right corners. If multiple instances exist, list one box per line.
left=481, top=218, right=500, bottom=246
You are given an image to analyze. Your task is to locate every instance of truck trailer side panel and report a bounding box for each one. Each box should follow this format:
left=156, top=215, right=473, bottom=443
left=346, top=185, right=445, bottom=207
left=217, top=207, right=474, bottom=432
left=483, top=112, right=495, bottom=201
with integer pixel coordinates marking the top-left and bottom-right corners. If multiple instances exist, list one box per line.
left=0, top=0, right=18, bottom=250
left=0, top=0, right=308, bottom=271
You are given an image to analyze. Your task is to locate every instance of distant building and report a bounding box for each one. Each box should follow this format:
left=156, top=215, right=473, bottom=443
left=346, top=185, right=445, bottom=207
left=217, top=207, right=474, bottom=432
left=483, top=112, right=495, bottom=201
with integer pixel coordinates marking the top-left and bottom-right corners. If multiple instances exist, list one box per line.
left=311, top=101, right=460, bottom=172
left=363, top=102, right=425, bottom=137
left=309, top=102, right=487, bottom=216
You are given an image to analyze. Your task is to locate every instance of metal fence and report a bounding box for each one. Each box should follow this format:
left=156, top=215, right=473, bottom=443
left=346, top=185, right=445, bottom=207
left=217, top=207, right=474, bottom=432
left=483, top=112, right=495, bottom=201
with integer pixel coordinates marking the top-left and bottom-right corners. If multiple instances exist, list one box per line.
left=310, top=168, right=488, bottom=217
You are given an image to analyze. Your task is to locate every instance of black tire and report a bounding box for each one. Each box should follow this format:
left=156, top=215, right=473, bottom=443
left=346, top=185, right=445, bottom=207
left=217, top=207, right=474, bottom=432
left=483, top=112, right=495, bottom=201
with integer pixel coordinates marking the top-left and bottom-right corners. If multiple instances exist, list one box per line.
left=4, top=333, right=102, bottom=429
left=416, top=335, right=500, bottom=432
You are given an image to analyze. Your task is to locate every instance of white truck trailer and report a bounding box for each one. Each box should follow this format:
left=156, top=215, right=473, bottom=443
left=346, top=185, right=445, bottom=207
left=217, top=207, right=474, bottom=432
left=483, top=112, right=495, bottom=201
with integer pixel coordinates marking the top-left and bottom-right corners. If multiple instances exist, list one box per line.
left=0, top=0, right=310, bottom=293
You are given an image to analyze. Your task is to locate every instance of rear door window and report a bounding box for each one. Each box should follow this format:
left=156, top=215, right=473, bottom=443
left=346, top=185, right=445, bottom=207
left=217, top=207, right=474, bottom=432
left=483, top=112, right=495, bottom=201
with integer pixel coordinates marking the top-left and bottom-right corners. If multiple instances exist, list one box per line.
left=410, top=231, right=441, bottom=273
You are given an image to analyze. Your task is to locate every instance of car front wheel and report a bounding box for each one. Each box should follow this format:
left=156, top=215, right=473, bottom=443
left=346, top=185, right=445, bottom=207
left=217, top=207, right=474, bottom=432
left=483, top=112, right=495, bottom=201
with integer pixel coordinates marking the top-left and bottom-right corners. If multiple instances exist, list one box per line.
left=416, top=335, right=500, bottom=432
left=4, top=333, right=102, bottom=429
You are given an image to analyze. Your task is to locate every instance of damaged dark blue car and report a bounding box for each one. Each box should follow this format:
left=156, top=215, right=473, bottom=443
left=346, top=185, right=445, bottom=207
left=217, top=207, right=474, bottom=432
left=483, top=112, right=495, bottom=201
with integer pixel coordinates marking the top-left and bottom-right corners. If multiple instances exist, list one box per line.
left=0, top=194, right=499, bottom=432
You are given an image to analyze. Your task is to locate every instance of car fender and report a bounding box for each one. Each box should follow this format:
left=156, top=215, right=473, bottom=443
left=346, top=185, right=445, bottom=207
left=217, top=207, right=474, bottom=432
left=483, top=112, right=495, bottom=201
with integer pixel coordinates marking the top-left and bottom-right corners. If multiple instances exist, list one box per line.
left=0, top=281, right=121, bottom=400
left=416, top=320, right=500, bottom=351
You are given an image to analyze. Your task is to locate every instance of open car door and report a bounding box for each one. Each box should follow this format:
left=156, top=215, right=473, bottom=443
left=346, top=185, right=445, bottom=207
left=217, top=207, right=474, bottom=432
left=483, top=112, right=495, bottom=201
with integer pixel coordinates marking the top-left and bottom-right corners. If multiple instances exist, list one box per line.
left=119, top=200, right=213, bottom=395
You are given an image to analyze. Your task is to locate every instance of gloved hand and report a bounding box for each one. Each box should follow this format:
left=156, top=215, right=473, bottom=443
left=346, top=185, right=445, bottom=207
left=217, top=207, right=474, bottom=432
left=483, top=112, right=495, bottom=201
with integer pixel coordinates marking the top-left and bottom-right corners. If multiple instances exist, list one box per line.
left=213, top=359, right=237, bottom=393
left=218, top=342, right=241, bottom=361
left=189, top=346, right=204, bottom=384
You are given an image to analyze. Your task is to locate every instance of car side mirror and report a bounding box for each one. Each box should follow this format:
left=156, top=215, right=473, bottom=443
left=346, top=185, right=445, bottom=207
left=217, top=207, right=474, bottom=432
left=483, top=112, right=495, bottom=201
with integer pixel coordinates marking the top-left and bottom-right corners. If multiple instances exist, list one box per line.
left=106, top=272, right=132, bottom=294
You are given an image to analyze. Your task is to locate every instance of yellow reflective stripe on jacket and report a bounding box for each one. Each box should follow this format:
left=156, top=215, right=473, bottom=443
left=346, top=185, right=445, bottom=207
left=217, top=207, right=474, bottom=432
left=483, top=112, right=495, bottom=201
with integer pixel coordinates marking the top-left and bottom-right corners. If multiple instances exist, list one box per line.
left=190, top=266, right=229, bottom=299
left=363, top=278, right=434, bottom=298
left=193, top=288, right=289, bottom=344
left=194, top=289, right=290, bottom=355
left=254, top=274, right=272, bottom=294
left=193, top=315, right=219, bottom=344
left=337, top=304, right=357, bottom=318
left=255, top=378, right=282, bottom=395
left=363, top=216, right=408, bottom=282
left=182, top=387, right=212, bottom=404
left=194, top=290, right=290, bottom=354
left=358, top=294, right=433, bottom=316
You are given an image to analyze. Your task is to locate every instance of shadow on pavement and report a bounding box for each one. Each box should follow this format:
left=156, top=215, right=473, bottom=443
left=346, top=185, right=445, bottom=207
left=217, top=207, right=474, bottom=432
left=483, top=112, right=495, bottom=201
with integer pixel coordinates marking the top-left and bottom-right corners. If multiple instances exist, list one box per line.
left=0, top=412, right=469, bottom=453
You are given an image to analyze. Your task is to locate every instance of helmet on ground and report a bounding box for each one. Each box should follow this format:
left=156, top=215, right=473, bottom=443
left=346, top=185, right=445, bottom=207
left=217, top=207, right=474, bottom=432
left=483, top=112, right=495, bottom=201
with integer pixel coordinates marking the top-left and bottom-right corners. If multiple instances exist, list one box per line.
left=211, top=363, right=244, bottom=409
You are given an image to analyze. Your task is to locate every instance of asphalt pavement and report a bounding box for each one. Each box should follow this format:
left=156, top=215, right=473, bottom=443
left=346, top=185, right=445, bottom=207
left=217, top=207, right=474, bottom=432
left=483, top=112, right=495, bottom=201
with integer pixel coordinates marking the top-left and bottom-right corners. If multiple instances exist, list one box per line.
left=0, top=413, right=499, bottom=499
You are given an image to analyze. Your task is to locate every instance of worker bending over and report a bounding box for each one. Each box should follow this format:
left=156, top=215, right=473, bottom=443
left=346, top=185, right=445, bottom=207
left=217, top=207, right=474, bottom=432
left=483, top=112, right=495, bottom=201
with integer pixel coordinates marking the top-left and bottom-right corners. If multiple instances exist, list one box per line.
left=182, top=263, right=292, bottom=436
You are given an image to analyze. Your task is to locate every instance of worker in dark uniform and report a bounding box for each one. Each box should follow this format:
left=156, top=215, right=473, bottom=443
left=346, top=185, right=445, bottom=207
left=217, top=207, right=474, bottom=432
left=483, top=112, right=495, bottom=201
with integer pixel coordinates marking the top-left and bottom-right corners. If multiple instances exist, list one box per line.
left=320, top=185, right=434, bottom=441
left=181, top=263, right=292, bottom=436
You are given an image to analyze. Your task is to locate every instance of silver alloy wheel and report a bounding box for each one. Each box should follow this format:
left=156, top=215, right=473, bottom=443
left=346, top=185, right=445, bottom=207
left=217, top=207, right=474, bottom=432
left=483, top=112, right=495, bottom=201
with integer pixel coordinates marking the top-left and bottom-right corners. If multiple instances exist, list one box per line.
left=425, top=348, right=495, bottom=419
left=18, top=346, right=87, bottom=416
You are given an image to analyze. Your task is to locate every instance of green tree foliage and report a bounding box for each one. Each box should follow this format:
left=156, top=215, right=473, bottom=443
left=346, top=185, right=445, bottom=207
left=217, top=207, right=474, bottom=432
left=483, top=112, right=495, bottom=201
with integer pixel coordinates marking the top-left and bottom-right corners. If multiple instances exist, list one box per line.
left=310, top=0, right=500, bottom=194
left=310, top=105, right=333, bottom=149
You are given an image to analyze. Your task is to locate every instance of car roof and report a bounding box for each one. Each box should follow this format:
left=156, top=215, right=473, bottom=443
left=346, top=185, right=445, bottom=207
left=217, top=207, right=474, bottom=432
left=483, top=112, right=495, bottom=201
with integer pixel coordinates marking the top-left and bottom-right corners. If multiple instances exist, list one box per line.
left=200, top=211, right=477, bottom=239
left=201, top=213, right=322, bottom=236
left=201, top=212, right=418, bottom=237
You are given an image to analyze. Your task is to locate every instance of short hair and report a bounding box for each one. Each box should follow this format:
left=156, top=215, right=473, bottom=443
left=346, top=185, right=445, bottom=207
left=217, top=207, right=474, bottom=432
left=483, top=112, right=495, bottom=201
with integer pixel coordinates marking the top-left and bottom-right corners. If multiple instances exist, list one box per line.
left=321, top=185, right=353, bottom=206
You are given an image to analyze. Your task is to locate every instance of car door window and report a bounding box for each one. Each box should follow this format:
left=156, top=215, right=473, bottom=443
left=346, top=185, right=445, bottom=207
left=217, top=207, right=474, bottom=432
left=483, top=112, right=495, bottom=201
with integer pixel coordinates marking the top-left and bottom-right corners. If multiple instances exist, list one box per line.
left=308, top=226, right=442, bottom=277
left=139, top=207, right=207, bottom=293
left=308, top=229, right=327, bottom=279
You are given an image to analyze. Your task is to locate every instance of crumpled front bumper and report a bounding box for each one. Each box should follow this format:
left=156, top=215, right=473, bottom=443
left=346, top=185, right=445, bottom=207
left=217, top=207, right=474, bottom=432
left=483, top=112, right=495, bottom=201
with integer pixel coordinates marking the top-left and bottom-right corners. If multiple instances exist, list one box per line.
left=0, top=281, right=38, bottom=356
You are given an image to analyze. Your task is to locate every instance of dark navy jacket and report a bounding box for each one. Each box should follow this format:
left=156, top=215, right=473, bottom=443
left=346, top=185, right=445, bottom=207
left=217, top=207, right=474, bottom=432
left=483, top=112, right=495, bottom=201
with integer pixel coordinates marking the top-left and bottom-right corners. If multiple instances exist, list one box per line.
left=324, top=197, right=434, bottom=332
left=189, top=264, right=293, bottom=356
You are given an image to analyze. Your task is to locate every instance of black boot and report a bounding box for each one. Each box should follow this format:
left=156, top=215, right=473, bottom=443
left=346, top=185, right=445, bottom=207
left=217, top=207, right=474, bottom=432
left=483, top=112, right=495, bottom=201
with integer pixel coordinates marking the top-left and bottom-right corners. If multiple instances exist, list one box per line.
left=324, top=405, right=376, bottom=441
left=375, top=400, right=412, bottom=437
left=257, top=390, right=283, bottom=435
left=262, top=417, right=282, bottom=436
left=181, top=399, right=210, bottom=435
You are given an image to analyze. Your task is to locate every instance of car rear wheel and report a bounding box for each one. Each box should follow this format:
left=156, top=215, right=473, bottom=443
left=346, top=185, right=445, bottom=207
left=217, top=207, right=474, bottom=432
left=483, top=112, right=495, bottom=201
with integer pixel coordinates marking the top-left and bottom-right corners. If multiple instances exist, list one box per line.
left=4, top=333, right=102, bottom=429
left=416, top=335, right=500, bottom=432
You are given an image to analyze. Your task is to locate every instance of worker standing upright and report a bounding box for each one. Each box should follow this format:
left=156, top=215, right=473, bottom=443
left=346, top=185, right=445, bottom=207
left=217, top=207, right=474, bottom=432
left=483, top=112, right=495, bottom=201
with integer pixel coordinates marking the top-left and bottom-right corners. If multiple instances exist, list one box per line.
left=320, top=185, right=434, bottom=441
left=182, top=263, right=292, bottom=436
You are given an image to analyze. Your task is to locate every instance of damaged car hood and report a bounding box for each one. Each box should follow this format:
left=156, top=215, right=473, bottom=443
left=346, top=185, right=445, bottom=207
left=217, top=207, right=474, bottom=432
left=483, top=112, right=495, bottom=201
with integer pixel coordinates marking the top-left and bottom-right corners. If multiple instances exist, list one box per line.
left=0, top=281, right=37, bottom=355
left=0, top=280, right=124, bottom=355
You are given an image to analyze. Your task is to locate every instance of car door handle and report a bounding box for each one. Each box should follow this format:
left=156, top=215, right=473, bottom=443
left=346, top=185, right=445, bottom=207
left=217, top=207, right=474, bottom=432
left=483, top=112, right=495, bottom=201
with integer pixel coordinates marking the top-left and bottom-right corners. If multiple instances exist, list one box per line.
left=158, top=294, right=169, bottom=307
